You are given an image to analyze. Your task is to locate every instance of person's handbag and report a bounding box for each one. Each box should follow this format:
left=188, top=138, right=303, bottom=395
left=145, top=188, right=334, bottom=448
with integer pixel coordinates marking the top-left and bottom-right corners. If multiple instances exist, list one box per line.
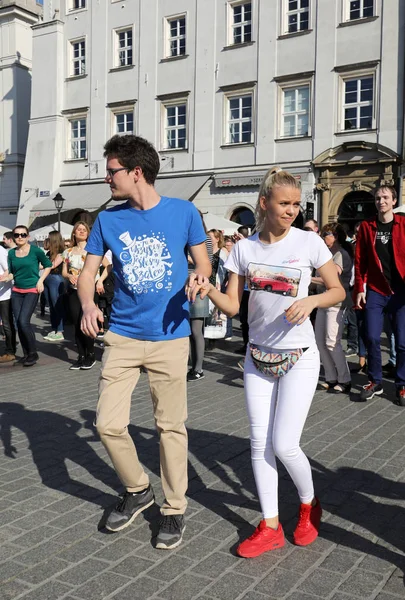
left=204, top=301, right=227, bottom=339
left=249, top=344, right=308, bottom=378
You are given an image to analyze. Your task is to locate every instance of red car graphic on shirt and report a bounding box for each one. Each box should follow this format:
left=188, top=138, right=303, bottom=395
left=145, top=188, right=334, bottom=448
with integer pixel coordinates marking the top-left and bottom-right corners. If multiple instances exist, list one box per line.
left=250, top=274, right=295, bottom=295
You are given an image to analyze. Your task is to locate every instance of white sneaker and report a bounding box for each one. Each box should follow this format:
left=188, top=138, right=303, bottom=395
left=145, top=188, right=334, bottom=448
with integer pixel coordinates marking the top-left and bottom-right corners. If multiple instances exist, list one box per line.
left=44, top=331, right=64, bottom=341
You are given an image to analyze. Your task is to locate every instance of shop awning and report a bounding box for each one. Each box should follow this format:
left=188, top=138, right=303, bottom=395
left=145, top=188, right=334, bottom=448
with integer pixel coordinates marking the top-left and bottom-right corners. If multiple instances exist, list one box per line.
left=214, top=171, right=268, bottom=188
left=30, top=183, right=111, bottom=218
left=154, top=175, right=210, bottom=200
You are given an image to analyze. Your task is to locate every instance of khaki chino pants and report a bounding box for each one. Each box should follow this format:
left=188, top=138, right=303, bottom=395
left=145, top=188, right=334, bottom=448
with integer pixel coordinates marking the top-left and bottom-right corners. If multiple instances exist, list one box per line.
left=96, top=331, right=189, bottom=515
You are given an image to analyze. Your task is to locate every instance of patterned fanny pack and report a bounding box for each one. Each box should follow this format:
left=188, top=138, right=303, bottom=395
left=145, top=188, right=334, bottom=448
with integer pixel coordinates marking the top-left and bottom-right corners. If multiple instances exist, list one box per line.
left=249, top=344, right=308, bottom=378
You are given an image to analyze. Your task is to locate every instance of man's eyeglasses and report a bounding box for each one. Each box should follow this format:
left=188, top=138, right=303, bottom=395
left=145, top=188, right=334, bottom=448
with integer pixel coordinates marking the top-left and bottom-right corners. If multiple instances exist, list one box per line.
left=106, top=167, right=128, bottom=178
left=14, top=233, right=28, bottom=239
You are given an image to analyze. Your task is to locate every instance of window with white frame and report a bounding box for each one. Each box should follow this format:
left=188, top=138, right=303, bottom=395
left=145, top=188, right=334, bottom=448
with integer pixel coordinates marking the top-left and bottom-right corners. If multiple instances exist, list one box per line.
left=70, top=0, right=86, bottom=10
left=116, top=28, right=133, bottom=67
left=68, top=117, right=87, bottom=159
left=162, top=102, right=187, bottom=149
left=166, top=15, right=186, bottom=57
left=347, top=0, right=374, bottom=20
left=229, top=1, right=252, bottom=45
left=341, top=75, right=374, bottom=130
left=70, top=39, right=86, bottom=76
left=114, top=110, right=134, bottom=135
left=280, top=84, right=310, bottom=137
left=225, top=92, right=253, bottom=144
left=285, top=0, right=309, bottom=33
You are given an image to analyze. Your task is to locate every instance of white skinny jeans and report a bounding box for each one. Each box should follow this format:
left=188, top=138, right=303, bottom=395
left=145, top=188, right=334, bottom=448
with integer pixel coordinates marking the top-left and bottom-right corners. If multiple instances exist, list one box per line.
left=244, top=345, right=320, bottom=519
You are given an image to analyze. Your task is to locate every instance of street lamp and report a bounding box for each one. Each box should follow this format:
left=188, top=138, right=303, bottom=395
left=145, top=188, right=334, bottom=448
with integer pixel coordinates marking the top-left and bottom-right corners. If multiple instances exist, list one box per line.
left=53, top=193, right=65, bottom=233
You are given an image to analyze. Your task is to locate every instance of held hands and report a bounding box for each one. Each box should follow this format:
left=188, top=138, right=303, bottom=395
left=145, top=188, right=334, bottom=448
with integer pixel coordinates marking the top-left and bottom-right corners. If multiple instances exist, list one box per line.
left=356, top=292, right=366, bottom=309
left=185, top=273, right=213, bottom=303
left=81, top=304, right=104, bottom=338
left=284, top=296, right=316, bottom=325
left=96, top=280, right=105, bottom=295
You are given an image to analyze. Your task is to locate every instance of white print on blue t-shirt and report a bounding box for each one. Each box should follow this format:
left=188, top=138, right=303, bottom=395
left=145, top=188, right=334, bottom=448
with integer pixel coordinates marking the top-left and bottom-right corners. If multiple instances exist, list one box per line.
left=119, top=231, right=173, bottom=295
left=85, top=197, right=207, bottom=341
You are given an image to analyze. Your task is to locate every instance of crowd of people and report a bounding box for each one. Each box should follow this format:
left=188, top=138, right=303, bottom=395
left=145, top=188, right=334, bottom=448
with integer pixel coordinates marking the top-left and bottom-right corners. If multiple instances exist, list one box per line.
left=0, top=221, right=112, bottom=369
left=0, top=133, right=404, bottom=559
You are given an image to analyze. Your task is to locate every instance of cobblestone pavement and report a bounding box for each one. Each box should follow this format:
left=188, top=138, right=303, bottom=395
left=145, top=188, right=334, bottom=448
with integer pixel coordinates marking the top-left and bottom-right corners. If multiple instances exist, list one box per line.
left=0, top=313, right=404, bottom=600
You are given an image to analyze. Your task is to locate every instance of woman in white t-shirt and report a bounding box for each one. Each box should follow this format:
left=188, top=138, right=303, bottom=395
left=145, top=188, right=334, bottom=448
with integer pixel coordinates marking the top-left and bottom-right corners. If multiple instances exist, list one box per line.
left=187, top=169, right=345, bottom=559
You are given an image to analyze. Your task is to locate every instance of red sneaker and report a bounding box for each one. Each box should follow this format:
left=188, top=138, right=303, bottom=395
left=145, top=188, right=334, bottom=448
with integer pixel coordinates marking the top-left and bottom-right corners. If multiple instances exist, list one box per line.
left=237, top=521, right=285, bottom=558
left=293, top=498, right=322, bottom=546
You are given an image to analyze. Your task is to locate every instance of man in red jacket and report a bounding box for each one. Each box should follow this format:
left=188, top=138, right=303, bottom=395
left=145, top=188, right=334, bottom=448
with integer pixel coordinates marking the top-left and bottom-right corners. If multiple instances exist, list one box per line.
left=355, top=185, right=405, bottom=404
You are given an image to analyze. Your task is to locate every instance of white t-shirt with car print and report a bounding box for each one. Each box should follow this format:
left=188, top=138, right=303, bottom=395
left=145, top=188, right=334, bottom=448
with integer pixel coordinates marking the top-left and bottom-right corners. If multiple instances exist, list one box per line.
left=225, top=229, right=332, bottom=350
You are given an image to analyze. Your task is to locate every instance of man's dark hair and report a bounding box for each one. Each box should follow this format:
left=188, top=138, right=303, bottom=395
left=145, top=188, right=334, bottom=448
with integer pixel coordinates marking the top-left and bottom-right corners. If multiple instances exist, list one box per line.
left=12, top=225, right=29, bottom=234
left=103, top=135, right=160, bottom=185
left=373, top=184, right=397, bottom=201
left=304, top=218, right=318, bottom=228
left=237, top=225, right=249, bottom=238
left=3, top=231, right=14, bottom=240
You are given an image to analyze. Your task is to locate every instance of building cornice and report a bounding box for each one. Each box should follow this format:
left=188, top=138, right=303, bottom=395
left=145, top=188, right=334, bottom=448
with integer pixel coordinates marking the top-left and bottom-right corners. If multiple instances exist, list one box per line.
left=107, top=99, right=137, bottom=108
left=32, top=19, right=64, bottom=31
left=156, top=91, right=191, bottom=101
left=333, top=60, right=379, bottom=73
left=61, top=107, right=89, bottom=115
left=273, top=71, right=315, bottom=83
left=218, top=81, right=257, bottom=92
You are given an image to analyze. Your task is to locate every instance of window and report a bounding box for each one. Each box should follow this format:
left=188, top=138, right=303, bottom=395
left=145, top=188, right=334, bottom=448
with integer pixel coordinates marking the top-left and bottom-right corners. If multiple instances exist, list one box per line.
left=285, top=0, right=309, bottom=33
left=116, top=29, right=133, bottom=67
left=162, top=102, right=187, bottom=149
left=229, top=2, right=252, bottom=45
left=70, top=0, right=85, bottom=10
left=342, top=75, right=374, bottom=130
left=71, top=39, right=86, bottom=76
left=115, top=111, right=134, bottom=135
left=225, top=92, right=253, bottom=144
left=281, top=84, right=310, bottom=137
left=166, top=15, right=186, bottom=57
left=68, top=117, right=87, bottom=159
left=348, top=0, right=374, bottom=20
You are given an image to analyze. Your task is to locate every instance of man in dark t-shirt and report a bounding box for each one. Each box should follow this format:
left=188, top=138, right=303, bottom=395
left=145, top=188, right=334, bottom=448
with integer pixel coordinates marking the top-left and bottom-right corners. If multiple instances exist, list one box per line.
left=354, top=185, right=405, bottom=404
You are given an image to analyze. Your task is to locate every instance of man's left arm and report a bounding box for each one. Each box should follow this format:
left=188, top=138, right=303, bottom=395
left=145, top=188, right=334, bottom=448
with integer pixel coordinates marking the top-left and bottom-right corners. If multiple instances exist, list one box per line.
left=188, top=242, right=211, bottom=285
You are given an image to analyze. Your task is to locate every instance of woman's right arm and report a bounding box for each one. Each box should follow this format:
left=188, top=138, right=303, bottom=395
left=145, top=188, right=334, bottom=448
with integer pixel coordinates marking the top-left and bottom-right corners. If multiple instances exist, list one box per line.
left=189, top=271, right=245, bottom=317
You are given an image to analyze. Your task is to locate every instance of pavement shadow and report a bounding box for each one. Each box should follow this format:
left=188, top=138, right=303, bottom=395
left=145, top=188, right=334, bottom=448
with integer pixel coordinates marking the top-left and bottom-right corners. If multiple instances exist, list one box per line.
left=79, top=414, right=405, bottom=577
left=0, top=402, right=121, bottom=508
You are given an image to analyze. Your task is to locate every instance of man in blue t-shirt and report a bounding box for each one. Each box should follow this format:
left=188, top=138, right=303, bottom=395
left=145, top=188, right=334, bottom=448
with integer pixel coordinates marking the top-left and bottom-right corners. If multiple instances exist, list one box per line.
left=78, top=135, right=211, bottom=549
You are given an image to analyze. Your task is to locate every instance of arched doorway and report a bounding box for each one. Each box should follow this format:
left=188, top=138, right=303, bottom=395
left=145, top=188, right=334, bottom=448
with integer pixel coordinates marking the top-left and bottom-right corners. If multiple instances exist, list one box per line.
left=338, top=191, right=376, bottom=229
left=230, top=206, right=255, bottom=227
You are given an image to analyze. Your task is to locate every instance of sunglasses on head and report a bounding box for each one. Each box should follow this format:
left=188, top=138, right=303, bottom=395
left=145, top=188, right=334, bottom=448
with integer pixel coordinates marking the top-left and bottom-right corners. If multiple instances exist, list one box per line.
left=321, top=231, right=334, bottom=238
left=14, top=233, right=28, bottom=239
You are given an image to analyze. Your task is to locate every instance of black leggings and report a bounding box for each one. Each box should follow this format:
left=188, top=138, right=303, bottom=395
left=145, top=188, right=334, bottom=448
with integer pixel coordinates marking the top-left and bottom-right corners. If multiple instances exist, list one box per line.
left=189, top=317, right=205, bottom=372
left=67, top=289, right=97, bottom=357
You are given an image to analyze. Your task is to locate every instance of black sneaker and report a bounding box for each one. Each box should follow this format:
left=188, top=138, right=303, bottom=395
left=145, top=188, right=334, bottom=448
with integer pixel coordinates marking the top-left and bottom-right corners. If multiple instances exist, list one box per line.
left=69, top=356, right=85, bottom=370
left=81, top=354, right=96, bottom=370
left=187, top=370, right=204, bottom=381
left=23, top=353, right=39, bottom=367
left=345, top=348, right=357, bottom=358
left=395, top=386, right=405, bottom=407
left=156, top=514, right=185, bottom=549
left=105, top=486, right=155, bottom=532
left=360, top=382, right=383, bottom=401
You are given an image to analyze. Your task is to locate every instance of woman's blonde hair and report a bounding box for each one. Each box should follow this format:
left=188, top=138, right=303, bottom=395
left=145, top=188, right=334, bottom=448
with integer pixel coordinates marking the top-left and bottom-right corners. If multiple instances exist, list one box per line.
left=254, top=167, right=301, bottom=232
left=71, top=220, right=91, bottom=245
left=208, top=229, right=225, bottom=249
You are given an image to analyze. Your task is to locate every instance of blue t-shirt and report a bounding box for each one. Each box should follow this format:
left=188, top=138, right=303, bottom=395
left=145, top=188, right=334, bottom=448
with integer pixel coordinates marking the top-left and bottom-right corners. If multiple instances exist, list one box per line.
left=86, top=197, right=206, bottom=341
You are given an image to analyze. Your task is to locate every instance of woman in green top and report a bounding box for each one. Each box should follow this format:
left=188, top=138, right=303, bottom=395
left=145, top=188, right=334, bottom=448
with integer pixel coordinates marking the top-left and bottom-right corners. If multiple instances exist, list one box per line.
left=1, top=225, right=52, bottom=366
